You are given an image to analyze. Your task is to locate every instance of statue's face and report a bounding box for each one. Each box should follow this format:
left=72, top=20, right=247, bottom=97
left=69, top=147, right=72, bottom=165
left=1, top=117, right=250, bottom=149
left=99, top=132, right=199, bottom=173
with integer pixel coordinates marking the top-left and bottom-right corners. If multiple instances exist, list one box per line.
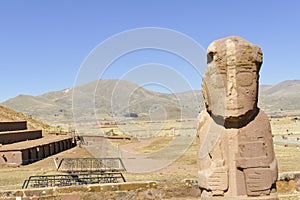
left=202, top=37, right=262, bottom=119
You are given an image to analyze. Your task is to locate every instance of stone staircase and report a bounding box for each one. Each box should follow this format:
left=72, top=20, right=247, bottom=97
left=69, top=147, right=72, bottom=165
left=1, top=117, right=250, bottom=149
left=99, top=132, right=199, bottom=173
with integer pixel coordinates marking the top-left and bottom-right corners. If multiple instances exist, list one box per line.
left=0, top=121, right=42, bottom=145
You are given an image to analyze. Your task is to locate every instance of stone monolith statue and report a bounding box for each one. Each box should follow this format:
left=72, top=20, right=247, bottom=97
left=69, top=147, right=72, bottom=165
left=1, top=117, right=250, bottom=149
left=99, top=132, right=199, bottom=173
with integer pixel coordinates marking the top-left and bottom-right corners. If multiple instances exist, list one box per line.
left=197, top=36, right=278, bottom=199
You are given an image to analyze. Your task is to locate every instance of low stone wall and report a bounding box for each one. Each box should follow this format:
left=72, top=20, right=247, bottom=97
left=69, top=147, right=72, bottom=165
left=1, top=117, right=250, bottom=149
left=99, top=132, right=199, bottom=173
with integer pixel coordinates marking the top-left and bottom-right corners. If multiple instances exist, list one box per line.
left=0, top=181, right=201, bottom=200
left=0, top=130, right=42, bottom=145
left=277, top=172, right=300, bottom=193
left=0, top=179, right=300, bottom=199
left=0, top=137, right=76, bottom=166
left=0, top=121, right=42, bottom=145
left=0, top=121, right=27, bottom=132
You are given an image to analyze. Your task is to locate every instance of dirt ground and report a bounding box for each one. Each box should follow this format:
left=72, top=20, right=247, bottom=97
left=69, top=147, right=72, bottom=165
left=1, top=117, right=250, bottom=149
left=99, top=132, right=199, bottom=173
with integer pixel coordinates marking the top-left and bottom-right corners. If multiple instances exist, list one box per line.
left=270, top=116, right=300, bottom=136
left=0, top=136, right=299, bottom=188
left=0, top=118, right=300, bottom=199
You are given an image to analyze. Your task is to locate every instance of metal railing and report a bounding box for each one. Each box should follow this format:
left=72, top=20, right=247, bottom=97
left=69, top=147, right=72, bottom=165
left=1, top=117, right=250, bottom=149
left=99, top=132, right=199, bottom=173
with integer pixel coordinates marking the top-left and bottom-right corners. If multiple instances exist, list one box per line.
left=54, top=158, right=126, bottom=173
left=22, top=172, right=126, bottom=189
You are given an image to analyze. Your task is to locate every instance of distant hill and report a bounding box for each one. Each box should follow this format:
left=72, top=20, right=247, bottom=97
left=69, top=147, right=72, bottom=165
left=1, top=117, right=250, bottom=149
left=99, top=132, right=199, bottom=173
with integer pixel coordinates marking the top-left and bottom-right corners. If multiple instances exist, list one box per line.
left=2, top=79, right=300, bottom=125
left=2, top=80, right=203, bottom=125
left=258, top=80, right=300, bottom=116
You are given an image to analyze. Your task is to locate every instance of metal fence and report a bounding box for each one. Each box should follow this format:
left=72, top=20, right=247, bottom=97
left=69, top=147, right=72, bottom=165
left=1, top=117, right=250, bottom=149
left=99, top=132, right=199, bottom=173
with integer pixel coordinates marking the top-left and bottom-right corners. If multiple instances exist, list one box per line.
left=22, top=172, right=126, bottom=189
left=55, top=158, right=126, bottom=173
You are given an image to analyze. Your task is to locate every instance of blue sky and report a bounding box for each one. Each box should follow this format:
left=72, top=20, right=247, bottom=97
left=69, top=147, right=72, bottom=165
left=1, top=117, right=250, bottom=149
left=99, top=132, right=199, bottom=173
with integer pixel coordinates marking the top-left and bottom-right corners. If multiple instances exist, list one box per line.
left=0, top=1, right=300, bottom=102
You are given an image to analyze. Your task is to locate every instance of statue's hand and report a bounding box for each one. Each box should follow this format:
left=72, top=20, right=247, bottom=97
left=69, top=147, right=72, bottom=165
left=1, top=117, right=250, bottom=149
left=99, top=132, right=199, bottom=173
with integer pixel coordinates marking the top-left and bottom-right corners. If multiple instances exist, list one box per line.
left=198, top=167, right=228, bottom=191
left=244, top=168, right=273, bottom=195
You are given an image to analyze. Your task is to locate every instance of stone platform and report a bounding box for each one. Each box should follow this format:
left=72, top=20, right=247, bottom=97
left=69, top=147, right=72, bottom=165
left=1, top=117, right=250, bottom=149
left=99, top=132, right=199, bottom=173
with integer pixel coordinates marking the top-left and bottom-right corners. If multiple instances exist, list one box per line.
left=0, top=121, right=27, bottom=132
left=0, top=135, right=76, bottom=166
left=0, top=121, right=42, bottom=145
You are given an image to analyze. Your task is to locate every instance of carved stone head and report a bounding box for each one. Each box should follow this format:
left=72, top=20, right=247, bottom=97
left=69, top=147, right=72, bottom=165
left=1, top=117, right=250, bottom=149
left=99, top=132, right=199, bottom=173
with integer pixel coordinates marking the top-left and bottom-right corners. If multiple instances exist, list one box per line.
left=202, top=36, right=262, bottom=121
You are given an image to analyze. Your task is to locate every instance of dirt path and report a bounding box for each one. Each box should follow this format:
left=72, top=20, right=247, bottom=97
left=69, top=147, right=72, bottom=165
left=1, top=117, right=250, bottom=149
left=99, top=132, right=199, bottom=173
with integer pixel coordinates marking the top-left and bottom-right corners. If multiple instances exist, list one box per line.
left=119, top=137, right=159, bottom=153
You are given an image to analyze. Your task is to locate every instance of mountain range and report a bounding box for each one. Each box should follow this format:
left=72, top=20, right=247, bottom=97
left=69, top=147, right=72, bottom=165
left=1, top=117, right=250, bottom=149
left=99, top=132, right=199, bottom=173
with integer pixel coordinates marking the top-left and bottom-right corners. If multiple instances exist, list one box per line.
left=1, top=79, right=300, bottom=125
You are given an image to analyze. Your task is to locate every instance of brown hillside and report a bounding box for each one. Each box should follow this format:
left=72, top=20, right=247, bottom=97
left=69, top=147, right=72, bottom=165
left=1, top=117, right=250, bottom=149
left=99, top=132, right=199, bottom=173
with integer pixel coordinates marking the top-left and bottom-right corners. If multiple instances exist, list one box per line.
left=0, top=105, right=50, bottom=130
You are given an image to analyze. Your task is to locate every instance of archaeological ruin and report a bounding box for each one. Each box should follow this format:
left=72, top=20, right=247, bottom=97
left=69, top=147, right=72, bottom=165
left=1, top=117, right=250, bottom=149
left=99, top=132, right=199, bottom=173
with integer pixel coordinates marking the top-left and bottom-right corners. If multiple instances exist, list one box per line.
left=0, top=121, right=42, bottom=145
left=0, top=121, right=76, bottom=166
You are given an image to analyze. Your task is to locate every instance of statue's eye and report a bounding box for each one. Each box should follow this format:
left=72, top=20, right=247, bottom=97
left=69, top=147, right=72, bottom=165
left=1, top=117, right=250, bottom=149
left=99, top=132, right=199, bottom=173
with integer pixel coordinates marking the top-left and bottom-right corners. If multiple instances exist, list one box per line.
left=207, top=52, right=214, bottom=64
left=237, top=72, right=254, bottom=87
left=210, top=73, right=226, bottom=88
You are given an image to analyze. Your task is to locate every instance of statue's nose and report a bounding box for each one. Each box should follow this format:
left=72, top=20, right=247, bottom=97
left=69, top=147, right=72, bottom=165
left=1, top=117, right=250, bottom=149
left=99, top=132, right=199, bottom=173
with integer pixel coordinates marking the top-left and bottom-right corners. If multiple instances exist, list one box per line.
left=226, top=75, right=238, bottom=109
left=226, top=75, right=237, bottom=94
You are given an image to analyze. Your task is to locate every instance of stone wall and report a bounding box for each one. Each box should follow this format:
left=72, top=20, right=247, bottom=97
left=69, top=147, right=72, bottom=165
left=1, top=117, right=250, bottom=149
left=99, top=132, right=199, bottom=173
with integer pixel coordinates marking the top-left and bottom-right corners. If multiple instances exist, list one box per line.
left=0, top=137, right=75, bottom=166
left=0, top=181, right=201, bottom=200
left=0, top=121, right=27, bottom=132
left=0, top=130, right=42, bottom=145
left=0, top=179, right=298, bottom=199
left=0, top=121, right=42, bottom=145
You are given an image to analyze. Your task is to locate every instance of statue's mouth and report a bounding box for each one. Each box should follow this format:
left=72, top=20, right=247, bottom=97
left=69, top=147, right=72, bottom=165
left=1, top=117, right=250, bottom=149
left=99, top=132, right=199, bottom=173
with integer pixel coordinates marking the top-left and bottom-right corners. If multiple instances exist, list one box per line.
left=226, top=106, right=244, bottom=111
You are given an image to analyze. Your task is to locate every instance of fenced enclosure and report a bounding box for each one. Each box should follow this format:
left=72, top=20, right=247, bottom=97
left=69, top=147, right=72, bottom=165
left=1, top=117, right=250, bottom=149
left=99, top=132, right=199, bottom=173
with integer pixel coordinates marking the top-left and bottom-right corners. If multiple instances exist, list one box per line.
left=22, top=172, right=126, bottom=189
left=55, top=157, right=126, bottom=172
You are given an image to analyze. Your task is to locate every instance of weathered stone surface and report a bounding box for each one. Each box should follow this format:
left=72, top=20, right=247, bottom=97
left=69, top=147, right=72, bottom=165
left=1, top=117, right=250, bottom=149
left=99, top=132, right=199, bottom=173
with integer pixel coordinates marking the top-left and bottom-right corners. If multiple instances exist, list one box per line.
left=197, top=36, right=278, bottom=199
left=202, top=36, right=262, bottom=121
left=23, top=188, right=54, bottom=197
